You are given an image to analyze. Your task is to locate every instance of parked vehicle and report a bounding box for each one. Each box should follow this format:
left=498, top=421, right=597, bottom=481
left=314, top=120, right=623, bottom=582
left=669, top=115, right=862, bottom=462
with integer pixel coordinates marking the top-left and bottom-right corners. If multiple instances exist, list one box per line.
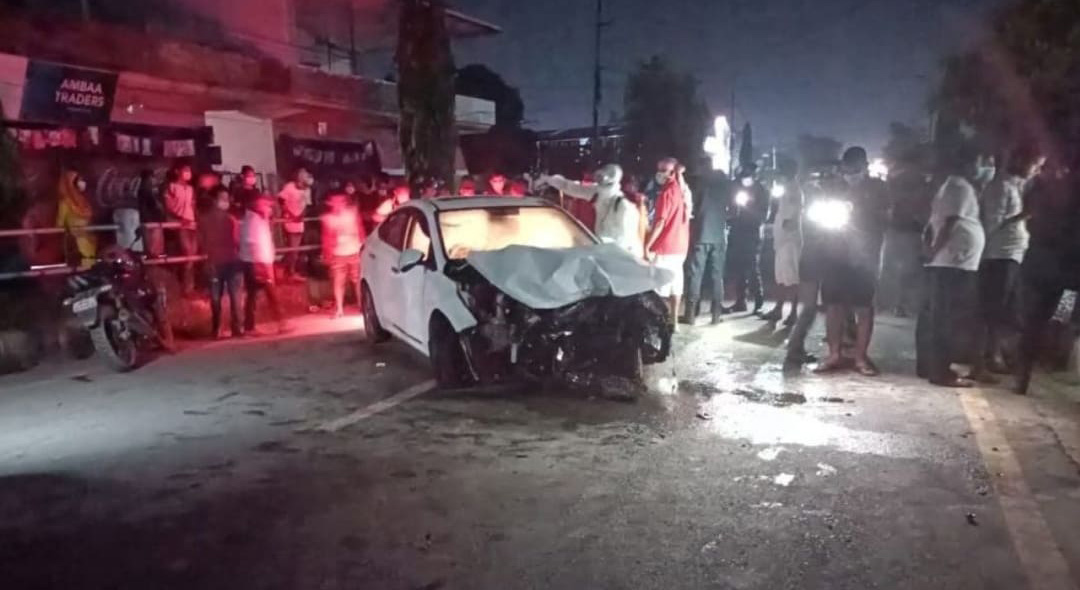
left=63, top=246, right=174, bottom=371
left=361, top=197, right=674, bottom=389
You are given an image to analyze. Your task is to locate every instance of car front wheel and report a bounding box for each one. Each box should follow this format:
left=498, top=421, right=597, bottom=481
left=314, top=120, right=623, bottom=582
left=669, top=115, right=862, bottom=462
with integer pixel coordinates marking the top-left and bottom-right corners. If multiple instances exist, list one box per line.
left=361, top=283, right=390, bottom=344
left=429, top=314, right=473, bottom=389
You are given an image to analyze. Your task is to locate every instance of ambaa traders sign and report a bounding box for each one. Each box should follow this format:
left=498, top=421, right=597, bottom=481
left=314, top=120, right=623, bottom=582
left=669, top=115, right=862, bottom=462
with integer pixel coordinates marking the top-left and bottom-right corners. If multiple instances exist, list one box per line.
left=20, top=60, right=118, bottom=126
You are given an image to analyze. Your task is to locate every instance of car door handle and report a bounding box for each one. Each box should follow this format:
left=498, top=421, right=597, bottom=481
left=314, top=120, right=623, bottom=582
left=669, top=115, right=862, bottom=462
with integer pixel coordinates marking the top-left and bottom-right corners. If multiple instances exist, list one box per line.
left=391, top=267, right=400, bottom=274
left=367, top=253, right=376, bottom=260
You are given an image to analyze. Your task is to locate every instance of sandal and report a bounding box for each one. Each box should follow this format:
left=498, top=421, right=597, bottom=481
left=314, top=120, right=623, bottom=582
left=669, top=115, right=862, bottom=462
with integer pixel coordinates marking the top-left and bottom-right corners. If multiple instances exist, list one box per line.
left=854, top=360, right=880, bottom=377
left=813, top=358, right=846, bottom=374
left=931, top=376, right=975, bottom=388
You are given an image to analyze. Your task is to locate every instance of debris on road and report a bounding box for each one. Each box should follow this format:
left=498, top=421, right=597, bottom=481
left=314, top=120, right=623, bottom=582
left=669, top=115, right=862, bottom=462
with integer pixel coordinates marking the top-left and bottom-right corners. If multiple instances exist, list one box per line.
left=773, top=473, right=795, bottom=487
left=816, top=463, right=838, bottom=477
left=966, top=513, right=979, bottom=526
left=696, top=410, right=713, bottom=421
left=757, top=447, right=784, bottom=461
left=72, top=374, right=93, bottom=382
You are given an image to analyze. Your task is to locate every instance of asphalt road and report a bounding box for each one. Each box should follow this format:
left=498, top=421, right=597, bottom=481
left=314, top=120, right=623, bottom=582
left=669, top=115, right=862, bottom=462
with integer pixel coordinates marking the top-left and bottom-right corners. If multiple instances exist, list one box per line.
left=2, top=313, right=1080, bottom=590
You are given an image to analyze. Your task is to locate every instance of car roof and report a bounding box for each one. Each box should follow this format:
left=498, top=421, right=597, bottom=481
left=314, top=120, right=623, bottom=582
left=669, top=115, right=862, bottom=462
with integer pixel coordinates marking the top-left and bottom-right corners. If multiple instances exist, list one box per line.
left=404, top=196, right=553, bottom=212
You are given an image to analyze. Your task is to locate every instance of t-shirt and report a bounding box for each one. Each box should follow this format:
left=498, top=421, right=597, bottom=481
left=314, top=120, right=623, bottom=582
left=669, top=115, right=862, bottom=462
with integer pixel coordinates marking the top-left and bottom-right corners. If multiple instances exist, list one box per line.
left=650, top=181, right=689, bottom=256
left=240, top=210, right=276, bottom=264
left=927, top=176, right=985, bottom=271
left=321, top=206, right=364, bottom=258
left=980, top=176, right=1029, bottom=262
left=278, top=182, right=312, bottom=234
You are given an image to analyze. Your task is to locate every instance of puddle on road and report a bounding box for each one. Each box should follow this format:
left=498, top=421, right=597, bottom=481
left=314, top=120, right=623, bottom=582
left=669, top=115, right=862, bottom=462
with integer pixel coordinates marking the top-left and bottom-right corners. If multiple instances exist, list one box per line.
left=677, top=380, right=850, bottom=407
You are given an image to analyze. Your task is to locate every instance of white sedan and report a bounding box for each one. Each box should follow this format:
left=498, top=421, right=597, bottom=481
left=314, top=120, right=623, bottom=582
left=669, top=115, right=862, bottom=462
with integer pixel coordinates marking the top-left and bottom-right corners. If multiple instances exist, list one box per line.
left=361, top=197, right=674, bottom=388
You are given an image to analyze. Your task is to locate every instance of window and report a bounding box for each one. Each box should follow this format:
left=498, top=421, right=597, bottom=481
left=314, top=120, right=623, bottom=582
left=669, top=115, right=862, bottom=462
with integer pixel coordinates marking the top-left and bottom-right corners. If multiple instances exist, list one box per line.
left=378, top=211, right=410, bottom=251
left=405, top=213, right=434, bottom=263
left=438, top=206, right=595, bottom=260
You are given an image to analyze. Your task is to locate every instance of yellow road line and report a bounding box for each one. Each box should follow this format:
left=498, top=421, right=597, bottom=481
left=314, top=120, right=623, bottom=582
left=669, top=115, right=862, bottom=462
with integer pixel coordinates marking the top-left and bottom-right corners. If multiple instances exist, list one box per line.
left=960, top=388, right=1078, bottom=590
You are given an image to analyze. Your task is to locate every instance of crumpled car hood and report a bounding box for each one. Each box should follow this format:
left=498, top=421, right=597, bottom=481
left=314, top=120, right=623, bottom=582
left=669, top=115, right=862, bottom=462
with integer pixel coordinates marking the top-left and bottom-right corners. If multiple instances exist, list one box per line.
left=464, top=244, right=675, bottom=310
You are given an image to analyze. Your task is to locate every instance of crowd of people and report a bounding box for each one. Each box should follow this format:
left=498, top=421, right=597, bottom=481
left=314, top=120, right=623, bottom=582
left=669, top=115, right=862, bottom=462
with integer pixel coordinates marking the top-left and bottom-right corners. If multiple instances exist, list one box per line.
left=62, top=145, right=1077, bottom=392
left=536, top=144, right=1078, bottom=394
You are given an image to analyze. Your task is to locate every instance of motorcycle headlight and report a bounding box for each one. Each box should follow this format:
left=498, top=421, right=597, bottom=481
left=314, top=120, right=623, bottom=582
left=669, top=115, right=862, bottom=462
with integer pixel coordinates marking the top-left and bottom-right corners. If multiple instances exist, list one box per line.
left=770, top=184, right=786, bottom=199
left=735, top=190, right=751, bottom=207
left=806, top=198, right=852, bottom=231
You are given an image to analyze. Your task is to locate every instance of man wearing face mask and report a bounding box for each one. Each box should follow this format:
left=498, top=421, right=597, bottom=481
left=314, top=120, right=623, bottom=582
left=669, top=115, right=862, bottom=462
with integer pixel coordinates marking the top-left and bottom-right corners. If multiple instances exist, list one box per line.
left=278, top=168, right=314, bottom=282
left=816, top=147, right=890, bottom=376
left=971, top=146, right=1042, bottom=382
left=916, top=148, right=988, bottom=387
left=540, top=164, right=643, bottom=259
left=199, top=186, right=242, bottom=338
left=230, top=165, right=260, bottom=217
left=645, top=157, right=691, bottom=329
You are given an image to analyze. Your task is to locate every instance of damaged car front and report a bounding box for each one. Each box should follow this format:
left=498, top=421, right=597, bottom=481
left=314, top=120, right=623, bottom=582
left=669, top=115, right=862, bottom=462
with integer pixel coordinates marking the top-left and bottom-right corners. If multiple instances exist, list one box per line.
left=437, top=206, right=674, bottom=392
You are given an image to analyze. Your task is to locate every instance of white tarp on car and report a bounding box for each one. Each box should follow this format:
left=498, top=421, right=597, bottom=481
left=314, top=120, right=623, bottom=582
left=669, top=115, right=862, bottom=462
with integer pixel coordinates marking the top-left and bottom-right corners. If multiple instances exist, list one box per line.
left=465, top=244, right=675, bottom=310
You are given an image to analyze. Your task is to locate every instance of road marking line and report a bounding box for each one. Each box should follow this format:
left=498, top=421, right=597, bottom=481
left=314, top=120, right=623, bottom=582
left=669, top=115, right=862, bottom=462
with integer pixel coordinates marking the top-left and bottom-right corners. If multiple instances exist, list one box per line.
left=315, top=379, right=436, bottom=433
left=960, top=388, right=1078, bottom=590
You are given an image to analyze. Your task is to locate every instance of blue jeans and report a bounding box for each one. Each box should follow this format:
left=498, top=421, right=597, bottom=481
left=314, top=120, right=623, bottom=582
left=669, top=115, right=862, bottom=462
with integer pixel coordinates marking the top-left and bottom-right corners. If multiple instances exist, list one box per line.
left=210, top=261, right=243, bottom=336
left=686, top=241, right=727, bottom=308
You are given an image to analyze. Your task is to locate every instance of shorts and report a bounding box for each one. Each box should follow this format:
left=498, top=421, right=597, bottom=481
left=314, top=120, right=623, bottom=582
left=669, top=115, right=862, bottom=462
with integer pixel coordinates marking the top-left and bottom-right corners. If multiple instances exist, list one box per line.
left=978, top=258, right=1020, bottom=323
left=774, top=240, right=801, bottom=287
left=653, top=254, right=686, bottom=297
left=821, top=258, right=877, bottom=307
left=329, top=254, right=361, bottom=284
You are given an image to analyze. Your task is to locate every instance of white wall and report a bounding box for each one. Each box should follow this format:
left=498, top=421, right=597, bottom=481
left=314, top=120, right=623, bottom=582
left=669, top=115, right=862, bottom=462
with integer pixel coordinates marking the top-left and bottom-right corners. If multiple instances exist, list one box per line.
left=204, top=110, right=278, bottom=177
left=0, top=53, right=28, bottom=119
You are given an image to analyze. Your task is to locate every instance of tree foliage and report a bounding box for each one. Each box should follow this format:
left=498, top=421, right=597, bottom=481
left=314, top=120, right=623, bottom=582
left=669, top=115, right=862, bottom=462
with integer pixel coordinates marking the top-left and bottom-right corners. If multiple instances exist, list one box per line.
left=883, top=122, right=933, bottom=173
left=795, top=134, right=843, bottom=170
left=456, top=64, right=525, bottom=128
left=622, top=56, right=710, bottom=175
left=397, top=0, right=457, bottom=192
left=933, top=0, right=1080, bottom=160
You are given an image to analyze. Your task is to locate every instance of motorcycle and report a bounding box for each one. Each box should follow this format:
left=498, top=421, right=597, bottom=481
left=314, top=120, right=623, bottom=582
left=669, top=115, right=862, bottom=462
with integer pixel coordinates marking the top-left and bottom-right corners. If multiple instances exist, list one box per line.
left=63, top=245, right=175, bottom=371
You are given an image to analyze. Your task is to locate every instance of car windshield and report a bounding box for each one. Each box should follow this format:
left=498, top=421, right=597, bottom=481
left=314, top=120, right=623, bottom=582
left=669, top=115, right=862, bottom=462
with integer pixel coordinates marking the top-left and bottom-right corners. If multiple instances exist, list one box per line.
left=437, top=206, right=595, bottom=260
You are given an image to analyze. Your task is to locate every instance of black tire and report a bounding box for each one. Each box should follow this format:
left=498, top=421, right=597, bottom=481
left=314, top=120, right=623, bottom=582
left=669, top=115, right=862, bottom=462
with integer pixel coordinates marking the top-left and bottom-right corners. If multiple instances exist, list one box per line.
left=90, top=307, right=139, bottom=372
left=361, top=283, right=390, bottom=344
left=620, top=345, right=644, bottom=381
left=429, top=314, right=472, bottom=389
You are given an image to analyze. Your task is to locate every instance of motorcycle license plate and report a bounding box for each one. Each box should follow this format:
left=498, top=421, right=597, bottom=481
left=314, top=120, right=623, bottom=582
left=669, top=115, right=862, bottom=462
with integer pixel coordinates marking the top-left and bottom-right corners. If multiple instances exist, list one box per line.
left=72, top=297, right=98, bottom=314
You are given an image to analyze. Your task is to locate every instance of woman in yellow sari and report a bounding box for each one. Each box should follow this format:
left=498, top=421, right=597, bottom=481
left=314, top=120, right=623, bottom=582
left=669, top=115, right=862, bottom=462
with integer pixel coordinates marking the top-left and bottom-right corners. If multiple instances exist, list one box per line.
left=56, top=170, right=97, bottom=268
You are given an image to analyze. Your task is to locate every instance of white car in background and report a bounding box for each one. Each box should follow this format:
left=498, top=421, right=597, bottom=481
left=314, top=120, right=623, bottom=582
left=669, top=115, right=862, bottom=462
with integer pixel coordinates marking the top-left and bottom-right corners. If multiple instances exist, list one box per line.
left=360, top=197, right=674, bottom=389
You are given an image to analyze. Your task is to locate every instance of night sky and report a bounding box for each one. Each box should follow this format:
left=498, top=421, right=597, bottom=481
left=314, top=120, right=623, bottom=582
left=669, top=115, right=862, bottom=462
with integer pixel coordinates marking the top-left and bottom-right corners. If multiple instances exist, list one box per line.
left=453, top=0, right=1003, bottom=155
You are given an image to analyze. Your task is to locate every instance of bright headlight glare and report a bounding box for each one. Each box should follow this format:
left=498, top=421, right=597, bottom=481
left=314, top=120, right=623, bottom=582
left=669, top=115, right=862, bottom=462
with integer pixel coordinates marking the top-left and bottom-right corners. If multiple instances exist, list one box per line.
left=807, top=199, right=851, bottom=230
left=735, top=191, right=751, bottom=207
left=771, top=184, right=786, bottom=199
left=741, top=177, right=753, bottom=188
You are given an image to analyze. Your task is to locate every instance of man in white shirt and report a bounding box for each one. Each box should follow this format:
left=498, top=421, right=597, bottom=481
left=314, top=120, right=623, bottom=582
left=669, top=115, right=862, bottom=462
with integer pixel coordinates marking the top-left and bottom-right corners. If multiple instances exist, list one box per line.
left=241, top=195, right=288, bottom=335
left=973, top=146, right=1044, bottom=381
left=278, top=168, right=314, bottom=281
left=915, top=149, right=988, bottom=387
left=321, top=193, right=366, bottom=318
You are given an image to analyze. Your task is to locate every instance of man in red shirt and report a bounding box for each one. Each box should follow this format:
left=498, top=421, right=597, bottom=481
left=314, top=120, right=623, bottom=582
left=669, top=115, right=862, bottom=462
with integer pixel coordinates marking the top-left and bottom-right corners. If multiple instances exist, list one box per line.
left=645, top=157, right=690, bottom=330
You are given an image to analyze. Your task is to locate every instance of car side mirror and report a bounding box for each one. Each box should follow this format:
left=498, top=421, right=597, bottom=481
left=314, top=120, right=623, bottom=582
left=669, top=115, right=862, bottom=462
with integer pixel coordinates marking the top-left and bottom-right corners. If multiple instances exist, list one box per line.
left=395, top=248, right=425, bottom=274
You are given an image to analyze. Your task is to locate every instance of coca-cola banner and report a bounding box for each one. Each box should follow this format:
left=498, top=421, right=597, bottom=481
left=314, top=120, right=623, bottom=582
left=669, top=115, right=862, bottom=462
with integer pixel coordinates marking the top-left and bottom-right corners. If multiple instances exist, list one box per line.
left=20, top=61, right=118, bottom=126
left=5, top=121, right=214, bottom=266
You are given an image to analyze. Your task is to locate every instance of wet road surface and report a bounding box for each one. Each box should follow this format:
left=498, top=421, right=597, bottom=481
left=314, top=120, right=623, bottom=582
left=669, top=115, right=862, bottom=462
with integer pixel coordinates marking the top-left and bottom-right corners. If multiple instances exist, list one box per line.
left=2, top=313, right=1080, bottom=589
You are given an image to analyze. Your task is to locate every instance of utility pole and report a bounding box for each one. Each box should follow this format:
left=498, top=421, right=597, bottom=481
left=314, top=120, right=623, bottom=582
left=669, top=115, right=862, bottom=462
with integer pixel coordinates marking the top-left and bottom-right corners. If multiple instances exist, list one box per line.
left=591, top=0, right=604, bottom=152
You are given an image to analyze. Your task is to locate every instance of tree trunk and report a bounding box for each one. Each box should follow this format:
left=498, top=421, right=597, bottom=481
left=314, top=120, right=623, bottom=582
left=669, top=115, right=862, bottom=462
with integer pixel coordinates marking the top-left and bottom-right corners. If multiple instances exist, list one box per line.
left=397, top=0, right=458, bottom=196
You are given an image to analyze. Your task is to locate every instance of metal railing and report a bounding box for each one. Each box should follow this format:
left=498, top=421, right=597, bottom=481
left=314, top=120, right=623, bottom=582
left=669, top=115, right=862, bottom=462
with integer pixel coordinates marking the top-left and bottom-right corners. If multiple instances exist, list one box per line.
left=0, top=218, right=323, bottom=282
